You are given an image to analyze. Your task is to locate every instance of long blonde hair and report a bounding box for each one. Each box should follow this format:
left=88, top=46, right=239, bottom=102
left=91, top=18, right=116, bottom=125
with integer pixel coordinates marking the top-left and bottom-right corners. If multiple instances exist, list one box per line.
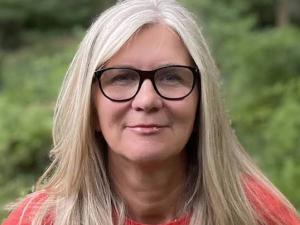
left=28, top=0, right=297, bottom=225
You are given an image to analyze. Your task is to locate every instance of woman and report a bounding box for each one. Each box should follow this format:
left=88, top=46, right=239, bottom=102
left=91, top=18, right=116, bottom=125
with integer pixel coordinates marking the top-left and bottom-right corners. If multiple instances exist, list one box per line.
left=2, top=0, right=299, bottom=225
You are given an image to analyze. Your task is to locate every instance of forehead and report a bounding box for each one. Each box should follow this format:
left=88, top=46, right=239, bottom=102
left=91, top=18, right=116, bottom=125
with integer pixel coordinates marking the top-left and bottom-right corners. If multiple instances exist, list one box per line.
left=105, top=24, right=192, bottom=69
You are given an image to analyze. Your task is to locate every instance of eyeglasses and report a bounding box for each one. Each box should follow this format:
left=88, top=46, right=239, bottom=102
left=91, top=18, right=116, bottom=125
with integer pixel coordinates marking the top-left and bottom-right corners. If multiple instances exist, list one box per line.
left=94, top=65, right=200, bottom=102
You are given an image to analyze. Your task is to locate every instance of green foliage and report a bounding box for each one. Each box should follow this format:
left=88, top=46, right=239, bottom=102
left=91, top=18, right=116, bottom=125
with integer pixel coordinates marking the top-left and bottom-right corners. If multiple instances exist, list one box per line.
left=0, top=0, right=114, bottom=48
left=184, top=0, right=300, bottom=210
left=0, top=98, right=52, bottom=177
left=0, top=32, right=80, bottom=219
left=224, top=27, right=300, bottom=207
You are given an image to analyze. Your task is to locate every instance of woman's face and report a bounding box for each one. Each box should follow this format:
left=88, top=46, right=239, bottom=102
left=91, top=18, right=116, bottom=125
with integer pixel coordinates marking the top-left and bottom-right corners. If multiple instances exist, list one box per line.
left=93, top=24, right=199, bottom=165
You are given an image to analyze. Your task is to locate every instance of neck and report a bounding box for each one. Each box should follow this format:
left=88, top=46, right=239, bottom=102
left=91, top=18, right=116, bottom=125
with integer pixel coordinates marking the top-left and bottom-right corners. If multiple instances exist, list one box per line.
left=108, top=151, right=187, bottom=224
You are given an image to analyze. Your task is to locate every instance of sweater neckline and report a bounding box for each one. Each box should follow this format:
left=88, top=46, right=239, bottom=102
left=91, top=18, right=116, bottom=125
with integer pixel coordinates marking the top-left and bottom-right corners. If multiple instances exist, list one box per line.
left=124, top=214, right=190, bottom=225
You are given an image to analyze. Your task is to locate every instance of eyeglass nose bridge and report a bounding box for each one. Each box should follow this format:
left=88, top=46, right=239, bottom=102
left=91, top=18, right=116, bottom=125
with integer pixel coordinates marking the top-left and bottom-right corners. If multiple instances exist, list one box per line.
left=135, top=69, right=161, bottom=97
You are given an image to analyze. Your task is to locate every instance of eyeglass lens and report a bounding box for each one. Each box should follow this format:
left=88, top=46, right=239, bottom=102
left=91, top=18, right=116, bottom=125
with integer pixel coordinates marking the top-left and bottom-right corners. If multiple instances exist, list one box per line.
left=98, top=66, right=196, bottom=101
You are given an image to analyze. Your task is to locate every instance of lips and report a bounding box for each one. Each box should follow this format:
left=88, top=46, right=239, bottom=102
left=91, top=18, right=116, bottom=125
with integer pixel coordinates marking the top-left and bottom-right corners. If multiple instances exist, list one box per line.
left=128, top=124, right=165, bottom=128
left=126, top=124, right=168, bottom=134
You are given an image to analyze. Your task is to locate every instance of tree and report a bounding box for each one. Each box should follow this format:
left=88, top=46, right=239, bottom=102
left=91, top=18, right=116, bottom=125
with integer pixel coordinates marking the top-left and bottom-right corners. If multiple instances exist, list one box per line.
left=0, top=0, right=114, bottom=49
left=276, top=0, right=290, bottom=27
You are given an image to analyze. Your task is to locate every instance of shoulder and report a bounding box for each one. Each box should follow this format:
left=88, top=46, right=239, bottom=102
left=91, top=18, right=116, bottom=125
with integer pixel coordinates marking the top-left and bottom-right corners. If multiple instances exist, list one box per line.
left=243, top=176, right=300, bottom=225
left=1, top=191, right=52, bottom=225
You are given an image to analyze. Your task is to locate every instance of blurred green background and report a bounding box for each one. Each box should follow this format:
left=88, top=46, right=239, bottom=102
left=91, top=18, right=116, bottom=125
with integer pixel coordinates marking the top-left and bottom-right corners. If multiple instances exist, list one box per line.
left=0, top=0, right=299, bottom=221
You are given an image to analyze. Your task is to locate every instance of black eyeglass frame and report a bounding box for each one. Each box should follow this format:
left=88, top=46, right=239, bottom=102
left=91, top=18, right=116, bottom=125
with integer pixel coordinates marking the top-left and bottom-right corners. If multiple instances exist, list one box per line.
left=94, top=65, right=200, bottom=102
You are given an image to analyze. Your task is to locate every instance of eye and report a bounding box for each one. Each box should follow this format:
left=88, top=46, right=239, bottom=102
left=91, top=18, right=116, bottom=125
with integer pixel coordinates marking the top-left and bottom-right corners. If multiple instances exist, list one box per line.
left=165, top=73, right=183, bottom=81
left=102, top=69, right=139, bottom=86
left=157, top=72, right=184, bottom=85
left=111, top=74, right=132, bottom=83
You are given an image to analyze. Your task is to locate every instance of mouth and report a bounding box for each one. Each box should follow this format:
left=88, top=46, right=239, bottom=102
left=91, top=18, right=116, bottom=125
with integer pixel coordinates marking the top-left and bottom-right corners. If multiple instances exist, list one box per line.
left=126, top=124, right=168, bottom=134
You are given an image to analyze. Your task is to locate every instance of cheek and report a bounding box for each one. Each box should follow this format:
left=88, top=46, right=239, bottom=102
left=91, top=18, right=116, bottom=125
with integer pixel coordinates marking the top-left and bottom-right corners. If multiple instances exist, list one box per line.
left=181, top=106, right=197, bottom=131
left=96, top=97, right=129, bottom=134
left=188, top=90, right=199, bottom=126
left=173, top=93, right=198, bottom=129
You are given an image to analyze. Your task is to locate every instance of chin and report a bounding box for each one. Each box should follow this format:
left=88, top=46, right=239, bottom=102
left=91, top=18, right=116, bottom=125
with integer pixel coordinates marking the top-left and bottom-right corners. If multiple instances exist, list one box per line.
left=124, top=147, right=181, bottom=165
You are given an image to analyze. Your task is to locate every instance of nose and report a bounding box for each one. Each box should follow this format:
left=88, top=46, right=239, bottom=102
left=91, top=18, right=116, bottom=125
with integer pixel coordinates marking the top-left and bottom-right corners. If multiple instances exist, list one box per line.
left=131, top=79, right=163, bottom=112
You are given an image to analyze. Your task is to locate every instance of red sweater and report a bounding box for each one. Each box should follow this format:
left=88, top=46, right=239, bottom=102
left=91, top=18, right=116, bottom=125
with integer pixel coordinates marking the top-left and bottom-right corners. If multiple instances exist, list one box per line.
left=1, top=192, right=189, bottom=225
left=2, top=180, right=299, bottom=225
